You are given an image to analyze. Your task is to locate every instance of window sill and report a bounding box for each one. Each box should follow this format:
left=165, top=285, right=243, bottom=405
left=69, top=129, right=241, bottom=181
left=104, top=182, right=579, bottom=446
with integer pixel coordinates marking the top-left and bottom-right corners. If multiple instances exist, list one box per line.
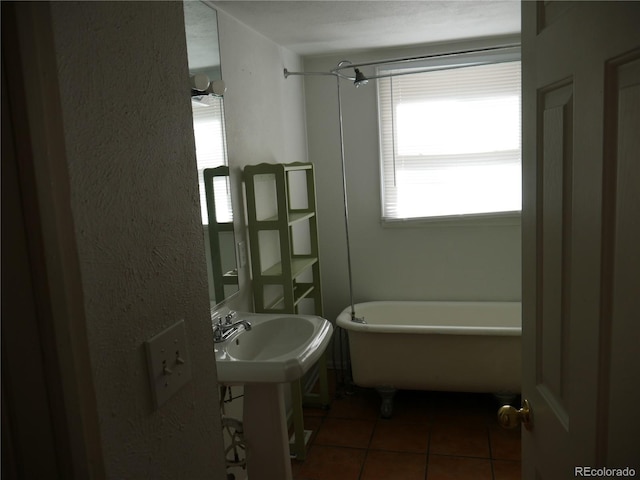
left=381, top=211, right=521, bottom=228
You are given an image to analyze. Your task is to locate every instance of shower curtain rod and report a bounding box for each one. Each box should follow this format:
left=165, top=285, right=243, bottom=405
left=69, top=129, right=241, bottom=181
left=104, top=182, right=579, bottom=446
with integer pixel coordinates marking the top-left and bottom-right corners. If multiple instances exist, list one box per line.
left=283, top=43, right=520, bottom=81
left=284, top=69, right=355, bottom=81
left=332, top=43, right=520, bottom=72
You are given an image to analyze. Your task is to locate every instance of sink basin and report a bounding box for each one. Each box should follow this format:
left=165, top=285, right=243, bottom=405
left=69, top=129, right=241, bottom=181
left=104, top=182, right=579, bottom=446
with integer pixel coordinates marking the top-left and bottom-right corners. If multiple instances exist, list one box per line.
left=214, top=313, right=333, bottom=384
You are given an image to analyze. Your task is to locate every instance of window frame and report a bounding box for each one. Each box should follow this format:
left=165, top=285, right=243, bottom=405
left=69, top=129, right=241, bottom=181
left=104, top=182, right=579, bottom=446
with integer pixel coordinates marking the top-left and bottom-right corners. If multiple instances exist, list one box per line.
left=376, top=45, right=522, bottom=226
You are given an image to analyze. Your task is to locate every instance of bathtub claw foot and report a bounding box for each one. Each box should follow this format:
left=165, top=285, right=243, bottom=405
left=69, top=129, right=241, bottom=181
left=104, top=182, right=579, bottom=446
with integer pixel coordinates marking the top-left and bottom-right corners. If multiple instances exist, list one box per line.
left=376, top=387, right=397, bottom=419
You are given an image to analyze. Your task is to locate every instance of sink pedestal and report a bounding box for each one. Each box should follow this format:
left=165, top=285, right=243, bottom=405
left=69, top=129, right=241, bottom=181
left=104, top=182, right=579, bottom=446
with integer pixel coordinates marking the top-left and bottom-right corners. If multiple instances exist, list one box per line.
left=214, top=312, right=334, bottom=478
left=243, top=383, right=292, bottom=480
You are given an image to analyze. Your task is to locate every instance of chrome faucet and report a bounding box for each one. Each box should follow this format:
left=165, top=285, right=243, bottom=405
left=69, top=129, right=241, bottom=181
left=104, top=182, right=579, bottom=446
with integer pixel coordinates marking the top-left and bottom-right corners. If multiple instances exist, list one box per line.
left=213, top=311, right=252, bottom=343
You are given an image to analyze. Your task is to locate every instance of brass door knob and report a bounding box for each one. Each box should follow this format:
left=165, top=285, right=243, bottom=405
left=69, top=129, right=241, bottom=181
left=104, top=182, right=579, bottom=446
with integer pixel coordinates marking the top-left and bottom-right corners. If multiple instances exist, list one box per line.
left=497, top=399, right=533, bottom=431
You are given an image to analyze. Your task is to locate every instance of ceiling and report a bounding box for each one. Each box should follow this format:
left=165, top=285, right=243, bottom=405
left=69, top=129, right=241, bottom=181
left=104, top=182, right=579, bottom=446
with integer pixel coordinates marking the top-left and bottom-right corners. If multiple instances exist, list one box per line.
left=212, top=1, right=521, bottom=56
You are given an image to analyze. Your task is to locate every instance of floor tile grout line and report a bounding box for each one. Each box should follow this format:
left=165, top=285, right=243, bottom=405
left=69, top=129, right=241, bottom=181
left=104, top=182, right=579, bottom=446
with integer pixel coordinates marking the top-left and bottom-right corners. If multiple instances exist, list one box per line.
left=357, top=447, right=371, bottom=480
left=424, top=424, right=432, bottom=480
left=357, top=412, right=378, bottom=479
left=487, top=426, right=497, bottom=480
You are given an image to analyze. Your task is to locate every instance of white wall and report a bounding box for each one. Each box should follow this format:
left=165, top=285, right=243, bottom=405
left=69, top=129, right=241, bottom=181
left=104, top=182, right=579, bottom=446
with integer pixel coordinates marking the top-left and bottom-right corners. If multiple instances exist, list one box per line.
left=215, top=8, right=309, bottom=313
left=208, top=10, right=309, bottom=479
left=49, top=2, right=226, bottom=478
left=303, top=37, right=522, bottom=324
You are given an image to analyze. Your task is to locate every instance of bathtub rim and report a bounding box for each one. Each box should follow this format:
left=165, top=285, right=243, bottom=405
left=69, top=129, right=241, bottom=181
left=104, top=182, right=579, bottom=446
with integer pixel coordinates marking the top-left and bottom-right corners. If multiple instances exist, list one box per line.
left=336, top=300, right=521, bottom=336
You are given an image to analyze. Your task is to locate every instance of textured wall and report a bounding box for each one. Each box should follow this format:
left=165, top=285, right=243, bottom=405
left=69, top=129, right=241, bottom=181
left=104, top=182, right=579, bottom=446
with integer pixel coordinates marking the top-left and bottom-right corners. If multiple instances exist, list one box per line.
left=49, top=2, right=225, bottom=478
left=211, top=12, right=309, bottom=479
left=216, top=8, right=308, bottom=314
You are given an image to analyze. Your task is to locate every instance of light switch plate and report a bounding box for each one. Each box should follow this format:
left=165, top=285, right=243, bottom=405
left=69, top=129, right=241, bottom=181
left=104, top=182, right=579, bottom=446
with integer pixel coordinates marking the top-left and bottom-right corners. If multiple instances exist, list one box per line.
left=145, top=319, right=192, bottom=409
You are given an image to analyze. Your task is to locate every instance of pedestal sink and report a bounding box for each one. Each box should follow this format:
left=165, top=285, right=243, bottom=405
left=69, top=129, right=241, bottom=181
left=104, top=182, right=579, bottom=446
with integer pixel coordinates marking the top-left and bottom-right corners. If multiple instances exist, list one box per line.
left=213, top=312, right=333, bottom=480
left=215, top=313, right=332, bottom=384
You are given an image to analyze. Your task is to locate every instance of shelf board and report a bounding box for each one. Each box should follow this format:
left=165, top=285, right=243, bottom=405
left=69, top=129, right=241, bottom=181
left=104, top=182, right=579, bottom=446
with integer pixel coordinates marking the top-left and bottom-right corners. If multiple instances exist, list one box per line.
left=264, top=296, right=285, bottom=311
left=222, top=269, right=238, bottom=284
left=260, top=256, right=317, bottom=278
left=206, top=222, right=234, bottom=232
left=254, top=211, right=315, bottom=227
left=293, top=283, right=315, bottom=305
left=283, top=162, right=313, bottom=171
left=288, top=211, right=315, bottom=224
left=250, top=220, right=280, bottom=230
left=261, top=283, right=315, bottom=311
left=244, top=162, right=313, bottom=175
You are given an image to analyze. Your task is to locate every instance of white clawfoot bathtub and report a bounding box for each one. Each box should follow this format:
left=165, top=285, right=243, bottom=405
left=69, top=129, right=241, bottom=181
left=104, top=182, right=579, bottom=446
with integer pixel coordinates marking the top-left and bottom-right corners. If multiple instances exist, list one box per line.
left=336, top=301, right=521, bottom=417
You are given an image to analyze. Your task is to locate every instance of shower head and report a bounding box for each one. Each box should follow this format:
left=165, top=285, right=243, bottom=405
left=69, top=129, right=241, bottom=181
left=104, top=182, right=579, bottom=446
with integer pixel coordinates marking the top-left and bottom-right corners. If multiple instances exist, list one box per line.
left=353, top=68, right=369, bottom=88
left=284, top=62, right=370, bottom=87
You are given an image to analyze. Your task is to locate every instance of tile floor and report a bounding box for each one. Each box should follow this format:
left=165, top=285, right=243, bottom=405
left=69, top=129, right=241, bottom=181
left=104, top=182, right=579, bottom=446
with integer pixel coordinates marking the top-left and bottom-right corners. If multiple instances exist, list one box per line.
left=291, top=373, right=521, bottom=480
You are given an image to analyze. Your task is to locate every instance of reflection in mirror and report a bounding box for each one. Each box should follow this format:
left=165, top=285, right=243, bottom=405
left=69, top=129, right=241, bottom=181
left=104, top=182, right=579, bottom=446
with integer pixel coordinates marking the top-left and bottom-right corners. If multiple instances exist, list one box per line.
left=184, top=1, right=239, bottom=305
left=204, top=167, right=239, bottom=302
left=183, top=1, right=221, bottom=81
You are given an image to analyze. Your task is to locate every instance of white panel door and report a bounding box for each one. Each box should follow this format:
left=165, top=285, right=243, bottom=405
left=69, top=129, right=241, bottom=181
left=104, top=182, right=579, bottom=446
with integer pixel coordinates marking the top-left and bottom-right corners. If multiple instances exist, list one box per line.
left=521, top=1, right=640, bottom=478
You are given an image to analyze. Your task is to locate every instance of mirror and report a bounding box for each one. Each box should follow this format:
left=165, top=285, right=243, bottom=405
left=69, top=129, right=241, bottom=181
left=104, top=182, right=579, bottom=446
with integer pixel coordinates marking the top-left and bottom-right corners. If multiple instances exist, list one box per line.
left=184, top=1, right=239, bottom=304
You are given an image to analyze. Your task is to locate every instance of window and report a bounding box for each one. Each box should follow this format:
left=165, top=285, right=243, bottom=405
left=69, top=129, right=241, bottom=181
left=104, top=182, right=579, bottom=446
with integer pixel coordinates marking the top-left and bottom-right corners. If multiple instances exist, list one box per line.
left=378, top=50, right=521, bottom=221
left=191, top=97, right=231, bottom=224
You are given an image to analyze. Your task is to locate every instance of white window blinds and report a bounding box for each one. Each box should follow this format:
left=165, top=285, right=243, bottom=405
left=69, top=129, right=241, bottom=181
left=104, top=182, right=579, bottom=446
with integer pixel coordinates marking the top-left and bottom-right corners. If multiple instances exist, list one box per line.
left=191, top=97, right=231, bottom=224
left=378, top=58, right=521, bottom=220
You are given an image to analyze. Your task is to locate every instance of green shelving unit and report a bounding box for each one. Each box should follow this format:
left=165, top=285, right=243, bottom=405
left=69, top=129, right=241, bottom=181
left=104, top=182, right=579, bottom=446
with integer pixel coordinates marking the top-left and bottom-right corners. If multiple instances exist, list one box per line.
left=203, top=166, right=238, bottom=303
left=243, top=162, right=329, bottom=460
left=244, top=162, right=323, bottom=315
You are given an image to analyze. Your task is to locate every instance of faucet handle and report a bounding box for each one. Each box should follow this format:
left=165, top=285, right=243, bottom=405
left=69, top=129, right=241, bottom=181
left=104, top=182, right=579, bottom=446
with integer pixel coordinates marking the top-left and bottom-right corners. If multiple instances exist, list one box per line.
left=224, top=311, right=237, bottom=324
